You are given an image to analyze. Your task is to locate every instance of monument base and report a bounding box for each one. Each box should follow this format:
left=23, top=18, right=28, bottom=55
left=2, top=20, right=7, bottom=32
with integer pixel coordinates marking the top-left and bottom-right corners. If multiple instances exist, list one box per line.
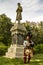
left=5, top=44, right=24, bottom=58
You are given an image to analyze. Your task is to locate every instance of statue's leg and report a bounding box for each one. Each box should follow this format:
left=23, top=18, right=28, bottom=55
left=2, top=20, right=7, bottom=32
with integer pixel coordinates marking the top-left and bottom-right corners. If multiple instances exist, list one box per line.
left=18, top=19, right=20, bottom=24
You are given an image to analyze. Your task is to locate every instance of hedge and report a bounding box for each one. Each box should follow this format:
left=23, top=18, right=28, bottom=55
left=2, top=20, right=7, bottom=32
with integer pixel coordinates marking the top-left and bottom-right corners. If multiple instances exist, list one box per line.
left=34, top=44, right=43, bottom=54
left=0, top=42, right=8, bottom=56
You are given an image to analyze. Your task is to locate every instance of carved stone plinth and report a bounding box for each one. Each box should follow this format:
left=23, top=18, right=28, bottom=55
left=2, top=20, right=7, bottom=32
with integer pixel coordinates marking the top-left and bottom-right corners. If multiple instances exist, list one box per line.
left=5, top=44, right=24, bottom=58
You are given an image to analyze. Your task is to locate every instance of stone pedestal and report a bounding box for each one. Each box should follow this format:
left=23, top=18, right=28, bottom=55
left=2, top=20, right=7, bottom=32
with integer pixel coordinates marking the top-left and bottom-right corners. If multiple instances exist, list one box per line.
left=6, top=22, right=27, bottom=58
left=5, top=23, right=27, bottom=58
left=6, top=44, right=24, bottom=58
left=10, top=23, right=27, bottom=45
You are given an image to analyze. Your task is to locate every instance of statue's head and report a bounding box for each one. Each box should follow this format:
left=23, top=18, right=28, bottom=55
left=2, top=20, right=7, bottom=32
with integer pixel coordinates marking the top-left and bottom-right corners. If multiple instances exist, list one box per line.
left=17, top=3, right=21, bottom=6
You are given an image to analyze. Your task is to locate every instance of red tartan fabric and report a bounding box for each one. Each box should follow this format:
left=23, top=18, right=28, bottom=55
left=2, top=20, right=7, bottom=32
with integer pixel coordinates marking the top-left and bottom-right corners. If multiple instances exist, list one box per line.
left=24, top=48, right=31, bottom=63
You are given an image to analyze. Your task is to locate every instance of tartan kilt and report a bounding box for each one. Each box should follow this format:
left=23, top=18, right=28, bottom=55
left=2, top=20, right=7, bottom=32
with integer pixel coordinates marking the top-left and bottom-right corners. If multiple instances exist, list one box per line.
left=24, top=47, right=33, bottom=58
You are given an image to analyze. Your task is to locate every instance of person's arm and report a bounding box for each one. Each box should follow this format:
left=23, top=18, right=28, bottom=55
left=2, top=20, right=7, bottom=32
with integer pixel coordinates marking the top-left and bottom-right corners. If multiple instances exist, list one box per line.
left=30, top=40, right=34, bottom=47
left=31, top=40, right=34, bottom=45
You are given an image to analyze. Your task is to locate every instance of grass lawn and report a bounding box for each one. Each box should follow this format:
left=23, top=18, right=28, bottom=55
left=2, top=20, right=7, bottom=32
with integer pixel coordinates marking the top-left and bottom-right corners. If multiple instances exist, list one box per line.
left=0, top=54, right=43, bottom=65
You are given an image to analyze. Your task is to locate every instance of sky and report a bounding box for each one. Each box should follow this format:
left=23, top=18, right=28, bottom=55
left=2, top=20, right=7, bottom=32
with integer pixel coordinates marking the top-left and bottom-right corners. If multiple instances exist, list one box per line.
left=0, top=0, right=43, bottom=23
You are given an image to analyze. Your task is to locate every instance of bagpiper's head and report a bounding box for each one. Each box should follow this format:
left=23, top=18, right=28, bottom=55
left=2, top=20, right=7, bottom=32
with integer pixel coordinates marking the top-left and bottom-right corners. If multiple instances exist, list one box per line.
left=25, top=35, right=30, bottom=40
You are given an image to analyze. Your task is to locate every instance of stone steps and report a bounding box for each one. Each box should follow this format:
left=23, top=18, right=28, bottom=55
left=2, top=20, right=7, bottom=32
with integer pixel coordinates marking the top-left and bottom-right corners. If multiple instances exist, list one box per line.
left=5, top=44, right=24, bottom=58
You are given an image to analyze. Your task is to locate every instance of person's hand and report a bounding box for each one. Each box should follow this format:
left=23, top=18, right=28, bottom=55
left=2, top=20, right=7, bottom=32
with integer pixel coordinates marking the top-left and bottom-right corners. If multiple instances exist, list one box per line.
left=26, top=43, right=30, bottom=46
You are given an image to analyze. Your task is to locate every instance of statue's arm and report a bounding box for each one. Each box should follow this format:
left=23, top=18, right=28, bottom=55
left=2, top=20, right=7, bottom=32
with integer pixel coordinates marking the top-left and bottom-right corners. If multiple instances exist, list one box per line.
left=16, top=6, right=23, bottom=12
left=20, top=6, right=23, bottom=12
left=16, top=8, right=18, bottom=12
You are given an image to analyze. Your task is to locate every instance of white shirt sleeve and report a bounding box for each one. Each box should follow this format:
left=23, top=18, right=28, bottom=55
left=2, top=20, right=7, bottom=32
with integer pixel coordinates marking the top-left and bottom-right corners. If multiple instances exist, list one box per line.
left=23, top=41, right=26, bottom=47
left=23, top=40, right=28, bottom=47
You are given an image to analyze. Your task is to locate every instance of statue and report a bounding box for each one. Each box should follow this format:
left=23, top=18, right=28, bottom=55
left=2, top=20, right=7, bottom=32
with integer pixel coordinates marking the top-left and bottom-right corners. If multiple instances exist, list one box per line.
left=16, top=3, right=23, bottom=23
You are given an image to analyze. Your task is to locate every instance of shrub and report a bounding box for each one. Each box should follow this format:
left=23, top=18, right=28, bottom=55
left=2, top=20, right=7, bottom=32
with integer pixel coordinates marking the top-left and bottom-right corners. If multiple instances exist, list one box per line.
left=0, top=42, right=8, bottom=56
left=34, top=44, right=43, bottom=54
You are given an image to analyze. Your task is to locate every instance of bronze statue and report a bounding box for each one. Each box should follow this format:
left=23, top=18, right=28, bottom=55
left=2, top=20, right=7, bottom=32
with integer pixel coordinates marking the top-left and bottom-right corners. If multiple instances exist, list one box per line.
left=16, top=3, right=23, bottom=23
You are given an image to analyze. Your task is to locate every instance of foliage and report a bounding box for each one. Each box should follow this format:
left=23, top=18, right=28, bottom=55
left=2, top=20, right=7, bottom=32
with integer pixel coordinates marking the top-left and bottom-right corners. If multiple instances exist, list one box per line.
left=34, top=44, right=43, bottom=54
left=0, top=14, right=12, bottom=45
left=23, top=21, right=43, bottom=44
left=0, top=42, right=8, bottom=56
left=32, top=22, right=43, bottom=44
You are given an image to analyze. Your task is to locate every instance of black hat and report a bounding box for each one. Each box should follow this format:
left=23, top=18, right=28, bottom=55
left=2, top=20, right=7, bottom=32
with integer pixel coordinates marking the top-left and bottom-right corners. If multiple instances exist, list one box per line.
left=27, top=32, right=32, bottom=39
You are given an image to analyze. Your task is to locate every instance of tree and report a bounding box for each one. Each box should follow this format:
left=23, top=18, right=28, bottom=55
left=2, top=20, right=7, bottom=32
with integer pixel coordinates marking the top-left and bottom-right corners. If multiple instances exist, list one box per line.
left=0, top=14, right=12, bottom=46
left=23, top=21, right=43, bottom=44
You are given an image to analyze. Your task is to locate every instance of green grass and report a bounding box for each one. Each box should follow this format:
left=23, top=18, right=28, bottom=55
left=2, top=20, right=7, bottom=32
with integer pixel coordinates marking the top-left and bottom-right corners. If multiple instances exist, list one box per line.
left=0, top=54, right=43, bottom=65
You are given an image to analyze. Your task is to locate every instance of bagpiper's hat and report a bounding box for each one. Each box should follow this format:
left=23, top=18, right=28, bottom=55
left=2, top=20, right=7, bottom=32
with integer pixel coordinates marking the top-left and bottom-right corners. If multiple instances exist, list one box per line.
left=25, top=32, right=32, bottom=39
